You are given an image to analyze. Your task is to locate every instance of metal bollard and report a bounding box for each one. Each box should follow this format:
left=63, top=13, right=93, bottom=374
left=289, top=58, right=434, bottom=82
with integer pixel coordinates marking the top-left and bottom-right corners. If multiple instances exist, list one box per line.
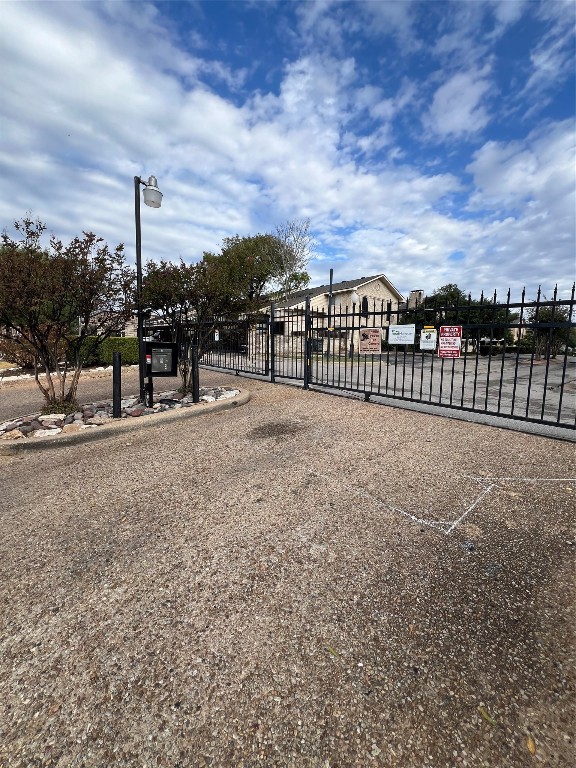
left=112, top=351, right=122, bottom=418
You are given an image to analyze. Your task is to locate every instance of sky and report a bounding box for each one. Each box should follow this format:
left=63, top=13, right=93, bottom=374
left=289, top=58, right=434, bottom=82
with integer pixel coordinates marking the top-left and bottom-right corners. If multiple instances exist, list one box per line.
left=1, top=0, right=574, bottom=302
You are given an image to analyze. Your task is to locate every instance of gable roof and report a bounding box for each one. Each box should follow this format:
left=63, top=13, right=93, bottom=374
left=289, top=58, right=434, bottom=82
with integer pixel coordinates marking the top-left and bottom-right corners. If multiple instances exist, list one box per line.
left=274, top=274, right=404, bottom=309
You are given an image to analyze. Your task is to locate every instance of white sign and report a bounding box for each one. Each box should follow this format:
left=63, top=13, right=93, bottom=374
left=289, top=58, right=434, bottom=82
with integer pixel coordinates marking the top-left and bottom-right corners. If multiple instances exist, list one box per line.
left=388, top=324, right=416, bottom=345
left=420, top=329, right=437, bottom=351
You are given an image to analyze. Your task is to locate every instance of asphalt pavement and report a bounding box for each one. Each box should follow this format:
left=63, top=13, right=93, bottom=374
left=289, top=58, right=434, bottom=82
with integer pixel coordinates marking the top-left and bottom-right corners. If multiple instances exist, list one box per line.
left=1, top=367, right=574, bottom=767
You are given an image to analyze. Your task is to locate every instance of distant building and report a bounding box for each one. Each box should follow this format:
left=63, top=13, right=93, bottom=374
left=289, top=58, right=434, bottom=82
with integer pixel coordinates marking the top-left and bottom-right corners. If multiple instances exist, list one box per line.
left=265, top=274, right=405, bottom=356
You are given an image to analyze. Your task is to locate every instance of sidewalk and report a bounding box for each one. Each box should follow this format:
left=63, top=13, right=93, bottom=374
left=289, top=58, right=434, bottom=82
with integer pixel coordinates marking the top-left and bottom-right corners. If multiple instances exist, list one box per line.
left=1, top=373, right=574, bottom=767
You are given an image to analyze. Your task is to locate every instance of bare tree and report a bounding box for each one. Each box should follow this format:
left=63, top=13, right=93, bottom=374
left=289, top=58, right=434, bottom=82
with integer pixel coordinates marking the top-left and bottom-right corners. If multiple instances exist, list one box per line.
left=273, top=218, right=313, bottom=301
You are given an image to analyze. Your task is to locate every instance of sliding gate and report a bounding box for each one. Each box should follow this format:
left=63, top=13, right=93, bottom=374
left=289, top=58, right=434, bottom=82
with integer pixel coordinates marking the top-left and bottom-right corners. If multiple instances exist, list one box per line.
left=198, top=286, right=576, bottom=430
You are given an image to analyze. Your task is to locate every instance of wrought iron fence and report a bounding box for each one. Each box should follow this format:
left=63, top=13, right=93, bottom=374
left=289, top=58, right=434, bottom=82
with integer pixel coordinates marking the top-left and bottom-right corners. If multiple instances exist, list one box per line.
left=303, top=285, right=575, bottom=429
left=158, top=284, right=575, bottom=430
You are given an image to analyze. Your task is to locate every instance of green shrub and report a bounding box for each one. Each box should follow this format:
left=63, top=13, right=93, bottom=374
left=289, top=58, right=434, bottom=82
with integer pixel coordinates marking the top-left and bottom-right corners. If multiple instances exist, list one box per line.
left=79, top=336, right=102, bottom=366
left=517, top=336, right=534, bottom=353
left=64, top=336, right=102, bottom=366
left=99, top=336, right=139, bottom=365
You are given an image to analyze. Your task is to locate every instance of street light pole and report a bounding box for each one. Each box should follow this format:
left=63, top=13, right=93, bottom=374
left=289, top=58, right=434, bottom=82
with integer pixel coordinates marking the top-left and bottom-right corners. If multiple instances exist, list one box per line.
left=134, top=175, right=162, bottom=404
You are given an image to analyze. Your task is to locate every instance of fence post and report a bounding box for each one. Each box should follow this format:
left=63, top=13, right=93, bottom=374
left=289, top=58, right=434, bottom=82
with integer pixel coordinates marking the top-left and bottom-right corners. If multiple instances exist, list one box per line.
left=270, top=302, right=276, bottom=383
left=304, top=296, right=311, bottom=390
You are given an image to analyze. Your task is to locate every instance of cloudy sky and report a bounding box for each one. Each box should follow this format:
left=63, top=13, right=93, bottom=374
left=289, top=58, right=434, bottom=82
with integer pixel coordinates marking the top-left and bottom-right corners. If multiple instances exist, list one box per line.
left=1, top=0, right=574, bottom=301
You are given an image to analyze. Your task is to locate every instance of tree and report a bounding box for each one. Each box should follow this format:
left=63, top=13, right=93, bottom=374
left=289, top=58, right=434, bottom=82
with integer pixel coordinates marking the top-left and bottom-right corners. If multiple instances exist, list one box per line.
left=272, top=218, right=313, bottom=301
left=402, top=283, right=517, bottom=351
left=141, top=259, right=198, bottom=333
left=143, top=252, right=265, bottom=391
left=0, top=216, right=135, bottom=409
left=208, top=233, right=282, bottom=306
left=524, top=299, right=573, bottom=360
left=141, top=225, right=312, bottom=390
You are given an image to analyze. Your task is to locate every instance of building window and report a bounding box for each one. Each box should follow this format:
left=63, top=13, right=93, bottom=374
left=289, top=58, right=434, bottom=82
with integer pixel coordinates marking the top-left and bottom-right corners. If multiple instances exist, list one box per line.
left=273, top=321, right=285, bottom=335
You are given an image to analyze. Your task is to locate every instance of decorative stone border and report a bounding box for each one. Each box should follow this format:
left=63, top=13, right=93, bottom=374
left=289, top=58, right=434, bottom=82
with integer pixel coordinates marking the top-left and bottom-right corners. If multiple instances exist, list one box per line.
left=0, top=388, right=250, bottom=454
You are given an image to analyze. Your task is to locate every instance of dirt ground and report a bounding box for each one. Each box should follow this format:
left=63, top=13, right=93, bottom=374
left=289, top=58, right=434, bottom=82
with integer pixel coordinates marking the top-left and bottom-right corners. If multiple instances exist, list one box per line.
left=1, top=369, right=574, bottom=767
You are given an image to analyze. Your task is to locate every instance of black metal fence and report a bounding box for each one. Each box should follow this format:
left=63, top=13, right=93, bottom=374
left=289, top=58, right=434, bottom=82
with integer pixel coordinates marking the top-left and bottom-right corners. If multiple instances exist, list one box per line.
left=304, top=286, right=576, bottom=429
left=158, top=285, right=576, bottom=430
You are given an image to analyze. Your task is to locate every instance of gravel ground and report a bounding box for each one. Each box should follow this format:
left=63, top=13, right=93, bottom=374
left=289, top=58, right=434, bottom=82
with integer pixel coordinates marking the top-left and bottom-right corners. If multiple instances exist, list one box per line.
left=1, top=370, right=575, bottom=767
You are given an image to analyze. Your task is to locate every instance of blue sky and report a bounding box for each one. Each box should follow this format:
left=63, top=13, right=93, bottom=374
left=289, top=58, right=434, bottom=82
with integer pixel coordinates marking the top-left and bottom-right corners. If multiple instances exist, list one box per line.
left=1, top=0, right=574, bottom=301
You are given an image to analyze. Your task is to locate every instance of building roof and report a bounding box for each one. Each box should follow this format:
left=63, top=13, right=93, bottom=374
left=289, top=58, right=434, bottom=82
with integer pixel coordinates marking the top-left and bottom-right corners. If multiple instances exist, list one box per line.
left=274, top=274, right=404, bottom=309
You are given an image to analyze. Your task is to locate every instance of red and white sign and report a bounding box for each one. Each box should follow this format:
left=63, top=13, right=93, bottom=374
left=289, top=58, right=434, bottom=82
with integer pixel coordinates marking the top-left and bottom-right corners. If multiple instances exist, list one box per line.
left=438, top=325, right=462, bottom=358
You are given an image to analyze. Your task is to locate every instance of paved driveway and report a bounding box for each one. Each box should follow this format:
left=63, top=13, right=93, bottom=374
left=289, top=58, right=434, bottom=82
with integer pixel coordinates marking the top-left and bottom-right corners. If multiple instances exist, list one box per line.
left=1, top=372, right=574, bottom=766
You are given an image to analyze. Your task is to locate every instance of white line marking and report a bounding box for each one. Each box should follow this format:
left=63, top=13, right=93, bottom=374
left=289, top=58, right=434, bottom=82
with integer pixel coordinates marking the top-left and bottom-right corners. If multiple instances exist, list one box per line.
left=350, top=484, right=454, bottom=533
left=446, top=483, right=496, bottom=534
left=461, top=476, right=575, bottom=482
left=307, top=471, right=574, bottom=535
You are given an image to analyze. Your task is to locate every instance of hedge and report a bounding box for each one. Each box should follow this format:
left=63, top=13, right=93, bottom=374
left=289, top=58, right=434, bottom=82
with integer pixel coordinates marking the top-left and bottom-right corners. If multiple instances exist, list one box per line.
left=98, top=337, right=139, bottom=365
left=74, top=336, right=139, bottom=366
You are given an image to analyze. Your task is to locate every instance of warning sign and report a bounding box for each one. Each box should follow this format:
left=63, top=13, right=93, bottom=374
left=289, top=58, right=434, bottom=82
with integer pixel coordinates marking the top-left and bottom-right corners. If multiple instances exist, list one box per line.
left=359, top=328, right=381, bottom=353
left=438, top=326, right=462, bottom=358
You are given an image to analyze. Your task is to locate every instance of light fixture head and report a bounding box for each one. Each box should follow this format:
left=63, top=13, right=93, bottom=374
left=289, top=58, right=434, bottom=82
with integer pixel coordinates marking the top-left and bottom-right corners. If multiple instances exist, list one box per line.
left=350, top=290, right=360, bottom=305
left=143, top=175, right=162, bottom=208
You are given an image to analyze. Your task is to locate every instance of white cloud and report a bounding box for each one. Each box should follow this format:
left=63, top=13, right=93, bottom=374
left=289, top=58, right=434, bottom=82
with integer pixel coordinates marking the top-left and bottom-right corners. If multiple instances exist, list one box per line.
left=466, top=120, right=575, bottom=213
left=0, top=0, right=573, bottom=305
left=426, top=68, right=493, bottom=137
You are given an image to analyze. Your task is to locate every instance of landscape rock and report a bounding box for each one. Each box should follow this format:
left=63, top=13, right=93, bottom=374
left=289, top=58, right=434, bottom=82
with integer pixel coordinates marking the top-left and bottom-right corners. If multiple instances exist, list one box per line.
left=0, top=388, right=241, bottom=441
left=62, top=423, right=83, bottom=434
left=31, top=428, right=63, bottom=438
left=0, top=429, right=25, bottom=440
left=3, top=420, right=22, bottom=432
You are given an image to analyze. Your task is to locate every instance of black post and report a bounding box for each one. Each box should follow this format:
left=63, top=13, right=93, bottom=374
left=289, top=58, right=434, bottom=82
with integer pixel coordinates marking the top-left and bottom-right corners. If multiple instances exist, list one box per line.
left=304, top=296, right=311, bottom=390
left=134, top=175, right=146, bottom=404
left=191, top=345, right=200, bottom=403
left=270, top=302, right=276, bottom=383
left=327, top=268, right=333, bottom=359
left=112, top=351, right=122, bottom=418
left=349, top=301, right=356, bottom=360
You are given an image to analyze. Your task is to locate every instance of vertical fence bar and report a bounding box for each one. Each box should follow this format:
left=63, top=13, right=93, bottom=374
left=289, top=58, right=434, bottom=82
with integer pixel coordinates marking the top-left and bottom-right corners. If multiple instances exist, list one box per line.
left=459, top=294, right=472, bottom=407
left=540, top=287, right=556, bottom=421
left=303, top=296, right=311, bottom=390
left=556, top=283, right=575, bottom=424
left=525, top=286, right=541, bottom=418
left=510, top=288, right=525, bottom=418
left=376, top=299, right=384, bottom=395
left=495, top=289, right=510, bottom=414
left=471, top=291, right=484, bottom=411
left=270, top=302, right=276, bottom=383
left=481, top=290, right=497, bottom=413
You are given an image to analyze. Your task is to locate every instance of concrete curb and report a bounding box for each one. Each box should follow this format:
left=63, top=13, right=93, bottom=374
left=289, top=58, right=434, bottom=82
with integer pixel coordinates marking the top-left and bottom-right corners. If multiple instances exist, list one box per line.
left=0, top=389, right=251, bottom=455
